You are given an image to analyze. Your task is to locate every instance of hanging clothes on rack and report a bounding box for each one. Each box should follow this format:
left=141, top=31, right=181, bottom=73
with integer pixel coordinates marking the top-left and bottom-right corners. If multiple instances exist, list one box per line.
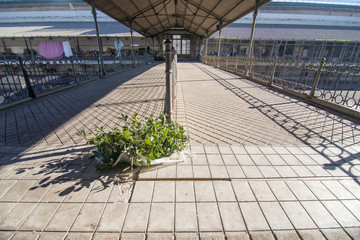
left=62, top=41, right=73, bottom=57
left=114, top=40, right=123, bottom=57
left=38, top=41, right=64, bottom=60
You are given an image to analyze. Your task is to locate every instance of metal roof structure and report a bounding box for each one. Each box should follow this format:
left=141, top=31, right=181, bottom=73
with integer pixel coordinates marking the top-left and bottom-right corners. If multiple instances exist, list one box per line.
left=82, top=0, right=270, bottom=37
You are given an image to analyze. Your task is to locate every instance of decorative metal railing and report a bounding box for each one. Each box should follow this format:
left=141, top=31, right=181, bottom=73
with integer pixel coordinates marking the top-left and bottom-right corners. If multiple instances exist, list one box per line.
left=202, top=56, right=360, bottom=111
left=0, top=55, right=153, bottom=106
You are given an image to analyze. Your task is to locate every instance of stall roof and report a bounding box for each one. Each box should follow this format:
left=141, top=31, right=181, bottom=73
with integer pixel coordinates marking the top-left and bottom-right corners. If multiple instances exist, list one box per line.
left=82, top=0, right=270, bottom=37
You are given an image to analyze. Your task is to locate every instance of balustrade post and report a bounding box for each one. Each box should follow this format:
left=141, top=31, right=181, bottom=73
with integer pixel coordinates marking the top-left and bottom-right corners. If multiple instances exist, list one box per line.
left=70, top=58, right=78, bottom=84
left=310, top=58, right=326, bottom=97
left=18, top=57, right=36, bottom=99
left=164, top=39, right=172, bottom=121
left=235, top=56, right=239, bottom=73
left=269, top=56, right=278, bottom=85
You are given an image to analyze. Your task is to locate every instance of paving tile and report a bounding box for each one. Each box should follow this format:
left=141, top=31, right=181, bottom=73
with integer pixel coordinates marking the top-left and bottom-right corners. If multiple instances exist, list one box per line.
left=209, top=166, right=229, bottom=178
left=71, top=202, right=105, bottom=231
left=130, top=181, right=154, bottom=203
left=218, top=145, right=233, bottom=154
left=157, top=165, right=176, bottom=178
left=290, top=166, right=315, bottom=177
left=218, top=202, right=246, bottom=231
left=258, top=166, right=281, bottom=178
left=303, top=181, right=336, bottom=200
left=213, top=181, right=236, bottom=201
left=251, top=155, right=271, bottom=165
left=322, top=229, right=351, bottom=240
left=0, top=202, right=37, bottom=230
left=323, top=200, right=360, bottom=227
left=176, top=165, right=193, bottom=178
left=63, top=181, right=93, bottom=203
left=207, top=154, right=224, bottom=165
left=231, top=146, right=247, bottom=155
left=194, top=181, right=216, bottom=202
left=41, top=181, right=74, bottom=202
left=46, top=203, right=82, bottom=231
left=199, top=232, right=225, bottom=240
left=249, top=181, right=276, bottom=201
left=0, top=231, right=14, bottom=240
left=0, top=203, right=16, bottom=222
left=86, top=180, right=113, bottom=202
left=92, top=232, right=120, bottom=240
left=274, top=166, right=298, bottom=177
left=297, top=230, right=325, bottom=240
left=265, top=155, right=287, bottom=165
left=225, top=232, right=250, bottom=240
left=138, top=167, right=157, bottom=179
left=193, top=166, right=211, bottom=178
left=192, top=154, right=208, bottom=165
left=38, top=232, right=67, bottom=240
left=0, top=180, right=35, bottom=202
left=122, top=203, right=150, bottom=232
left=272, top=147, right=291, bottom=155
left=120, top=233, right=145, bottom=240
left=153, top=181, right=175, bottom=202
left=267, top=181, right=296, bottom=201
left=222, top=155, right=239, bottom=165
left=285, top=181, right=317, bottom=200
left=226, top=166, right=246, bottom=178
left=11, top=231, right=40, bottom=240
left=249, top=231, right=275, bottom=240
left=339, top=179, right=360, bottom=198
left=280, top=154, right=302, bottom=166
left=65, top=232, right=92, bottom=240
left=239, top=202, right=269, bottom=231
left=280, top=202, right=317, bottom=229
left=259, top=146, right=277, bottom=155
left=295, top=154, right=317, bottom=165
left=260, top=202, right=293, bottom=230
left=191, top=145, right=205, bottom=154
left=231, top=181, right=256, bottom=201
left=176, top=181, right=195, bottom=202
left=204, top=145, right=220, bottom=154
left=97, top=202, right=127, bottom=231
left=20, top=202, right=60, bottom=231
left=306, top=166, right=332, bottom=176
left=301, top=201, right=340, bottom=228
left=342, top=200, right=360, bottom=220
left=176, top=233, right=199, bottom=240
left=241, top=166, right=263, bottom=178
left=273, top=230, right=300, bottom=240
left=175, top=202, right=197, bottom=231
left=244, top=146, right=262, bottom=155
left=235, top=155, right=255, bottom=165
left=147, top=233, right=174, bottom=240
left=344, top=228, right=360, bottom=240
left=148, top=203, right=174, bottom=231
left=321, top=180, right=356, bottom=199
left=0, top=180, right=17, bottom=198
left=197, top=203, right=223, bottom=231
left=286, top=147, right=304, bottom=155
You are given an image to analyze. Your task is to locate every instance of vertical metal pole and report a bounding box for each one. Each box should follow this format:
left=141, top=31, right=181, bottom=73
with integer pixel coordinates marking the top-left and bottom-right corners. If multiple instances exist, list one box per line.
left=246, top=0, right=259, bottom=77
left=144, top=37, right=148, bottom=64
left=70, top=59, right=78, bottom=84
left=18, top=57, right=36, bottom=99
left=130, top=21, right=136, bottom=68
left=164, top=39, right=172, bottom=121
left=217, top=20, right=223, bottom=67
left=205, top=35, right=208, bottom=64
left=28, top=37, right=35, bottom=62
left=310, top=58, right=326, bottom=97
left=269, top=56, right=278, bottom=85
left=91, top=0, right=106, bottom=77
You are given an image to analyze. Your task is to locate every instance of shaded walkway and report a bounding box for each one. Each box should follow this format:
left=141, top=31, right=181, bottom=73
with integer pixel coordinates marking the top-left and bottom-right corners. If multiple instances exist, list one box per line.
left=0, top=62, right=359, bottom=239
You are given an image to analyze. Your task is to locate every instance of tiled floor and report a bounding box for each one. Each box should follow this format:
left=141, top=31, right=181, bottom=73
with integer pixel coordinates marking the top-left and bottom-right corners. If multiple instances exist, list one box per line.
left=0, top=63, right=359, bottom=239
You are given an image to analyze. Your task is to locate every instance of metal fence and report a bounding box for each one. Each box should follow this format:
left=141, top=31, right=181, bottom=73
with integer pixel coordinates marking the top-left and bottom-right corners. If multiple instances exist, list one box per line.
left=0, top=55, right=153, bottom=105
left=202, top=56, right=360, bottom=111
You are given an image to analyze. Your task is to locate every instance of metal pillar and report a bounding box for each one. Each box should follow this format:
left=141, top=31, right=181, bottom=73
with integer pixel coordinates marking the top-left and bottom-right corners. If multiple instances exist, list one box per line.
left=91, top=0, right=106, bottom=77
left=164, top=39, right=172, bottom=121
left=310, top=58, right=326, bottom=97
left=205, top=32, right=209, bottom=64
left=130, top=21, right=136, bottom=67
left=217, top=19, right=223, bottom=67
left=246, top=0, right=259, bottom=77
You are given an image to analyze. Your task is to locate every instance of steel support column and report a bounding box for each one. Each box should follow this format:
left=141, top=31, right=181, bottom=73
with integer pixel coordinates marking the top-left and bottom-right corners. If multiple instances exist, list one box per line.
left=91, top=0, right=106, bottom=77
left=217, top=19, right=223, bottom=67
left=164, top=39, right=172, bottom=121
left=130, top=21, right=136, bottom=67
left=205, top=32, right=209, bottom=64
left=246, top=0, right=259, bottom=77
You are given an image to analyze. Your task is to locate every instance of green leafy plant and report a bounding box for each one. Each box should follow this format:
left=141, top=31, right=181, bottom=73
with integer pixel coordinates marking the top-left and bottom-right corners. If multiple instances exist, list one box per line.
left=77, top=114, right=188, bottom=170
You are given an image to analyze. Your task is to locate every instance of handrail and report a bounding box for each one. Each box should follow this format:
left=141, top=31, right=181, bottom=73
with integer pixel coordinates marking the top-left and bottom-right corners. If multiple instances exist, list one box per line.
left=202, top=55, right=360, bottom=113
left=0, top=55, right=153, bottom=106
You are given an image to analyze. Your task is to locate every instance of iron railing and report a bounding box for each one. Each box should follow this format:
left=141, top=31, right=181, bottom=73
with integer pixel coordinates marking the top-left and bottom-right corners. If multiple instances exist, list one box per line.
left=202, top=56, right=360, bottom=111
left=0, top=55, right=153, bottom=105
